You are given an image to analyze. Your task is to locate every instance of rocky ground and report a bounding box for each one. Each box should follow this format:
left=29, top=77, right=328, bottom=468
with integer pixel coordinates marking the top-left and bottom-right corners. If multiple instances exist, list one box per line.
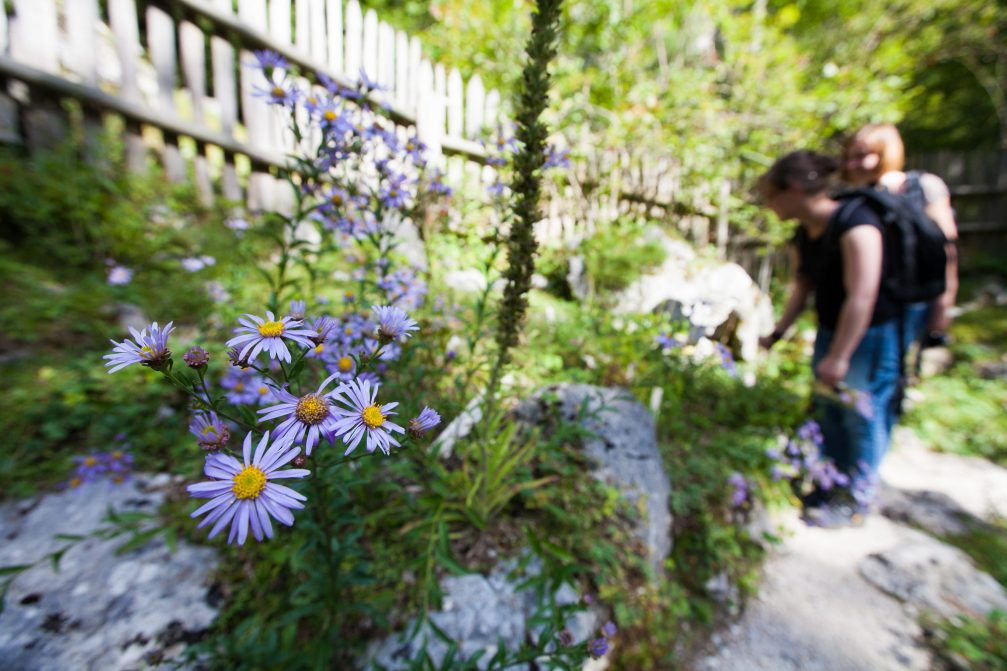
left=695, top=426, right=1007, bottom=671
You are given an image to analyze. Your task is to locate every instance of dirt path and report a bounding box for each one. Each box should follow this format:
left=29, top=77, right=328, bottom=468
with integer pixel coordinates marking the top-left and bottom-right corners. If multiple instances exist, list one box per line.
left=695, top=427, right=1007, bottom=671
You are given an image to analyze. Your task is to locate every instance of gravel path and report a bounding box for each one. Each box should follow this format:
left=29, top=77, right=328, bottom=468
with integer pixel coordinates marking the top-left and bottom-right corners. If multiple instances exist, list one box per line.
left=695, top=427, right=1007, bottom=671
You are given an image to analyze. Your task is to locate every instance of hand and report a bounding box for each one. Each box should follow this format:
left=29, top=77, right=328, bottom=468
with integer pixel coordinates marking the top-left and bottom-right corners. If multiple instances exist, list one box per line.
left=815, top=355, right=849, bottom=388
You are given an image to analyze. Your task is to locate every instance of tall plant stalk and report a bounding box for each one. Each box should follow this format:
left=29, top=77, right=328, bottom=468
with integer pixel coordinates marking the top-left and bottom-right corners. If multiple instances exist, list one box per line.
left=481, top=0, right=564, bottom=501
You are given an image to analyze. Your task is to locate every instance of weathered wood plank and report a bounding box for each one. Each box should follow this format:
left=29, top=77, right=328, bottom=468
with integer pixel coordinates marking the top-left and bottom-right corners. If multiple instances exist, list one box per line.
left=326, top=0, right=344, bottom=74
left=147, top=6, right=186, bottom=182
left=180, top=21, right=213, bottom=204
left=344, top=0, right=362, bottom=79
left=362, top=8, right=378, bottom=81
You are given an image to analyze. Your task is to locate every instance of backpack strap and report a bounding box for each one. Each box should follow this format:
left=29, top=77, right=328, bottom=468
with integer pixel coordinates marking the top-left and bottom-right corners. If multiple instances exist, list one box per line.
left=902, top=170, right=928, bottom=210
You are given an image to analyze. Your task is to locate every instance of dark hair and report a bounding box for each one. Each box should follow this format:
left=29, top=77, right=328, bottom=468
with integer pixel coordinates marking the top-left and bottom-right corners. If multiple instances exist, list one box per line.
left=759, top=150, right=838, bottom=197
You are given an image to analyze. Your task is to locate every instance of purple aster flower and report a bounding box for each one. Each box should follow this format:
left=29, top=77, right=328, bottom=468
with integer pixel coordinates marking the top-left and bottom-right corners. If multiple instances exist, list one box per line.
left=183, top=346, right=210, bottom=369
left=587, top=637, right=609, bottom=659
left=189, top=412, right=231, bottom=451
left=107, top=264, right=133, bottom=285
left=221, top=368, right=265, bottom=405
left=225, top=217, right=249, bottom=234
left=251, top=50, right=289, bottom=76
left=602, top=621, right=617, bottom=637
left=105, top=321, right=174, bottom=373
left=372, top=305, right=419, bottom=342
left=257, top=373, right=344, bottom=455
left=288, top=300, right=306, bottom=321
left=544, top=145, right=571, bottom=169
left=358, top=68, right=386, bottom=92
left=557, top=630, right=574, bottom=646
left=253, top=80, right=300, bottom=107
left=407, top=407, right=441, bottom=438
left=180, top=257, right=206, bottom=272
left=715, top=342, right=738, bottom=377
left=728, top=471, right=748, bottom=508
left=226, top=311, right=316, bottom=363
left=379, top=177, right=411, bottom=210
left=329, top=378, right=404, bottom=456
left=487, top=180, right=507, bottom=196
left=655, top=331, right=679, bottom=349
left=103, top=450, right=134, bottom=483
left=307, top=316, right=337, bottom=346
left=187, top=431, right=309, bottom=545
left=796, top=420, right=824, bottom=446
left=323, top=347, right=357, bottom=381
left=73, top=454, right=107, bottom=482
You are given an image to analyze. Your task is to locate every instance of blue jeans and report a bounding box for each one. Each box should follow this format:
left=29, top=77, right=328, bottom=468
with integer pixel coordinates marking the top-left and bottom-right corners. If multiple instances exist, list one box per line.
left=812, top=320, right=900, bottom=480
left=902, top=302, right=930, bottom=352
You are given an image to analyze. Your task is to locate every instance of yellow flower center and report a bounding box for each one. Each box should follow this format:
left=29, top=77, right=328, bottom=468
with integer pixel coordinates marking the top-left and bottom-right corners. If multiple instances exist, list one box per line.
left=295, top=394, right=330, bottom=425
left=258, top=320, right=285, bottom=337
left=337, top=356, right=354, bottom=372
left=232, top=465, right=267, bottom=500
left=362, top=404, right=385, bottom=429
left=271, top=86, right=285, bottom=98
left=324, top=110, right=338, bottom=121
left=389, top=189, right=398, bottom=198
left=344, top=291, right=354, bottom=300
left=111, top=450, right=123, bottom=460
left=331, top=194, right=343, bottom=206
left=84, top=456, right=97, bottom=467
left=258, top=386, right=270, bottom=396
left=234, top=382, right=245, bottom=392
left=313, top=344, right=325, bottom=355
left=307, top=95, right=318, bottom=105
left=344, top=327, right=354, bottom=335
left=202, top=426, right=217, bottom=436
left=70, top=477, right=82, bottom=488
left=139, top=345, right=154, bottom=358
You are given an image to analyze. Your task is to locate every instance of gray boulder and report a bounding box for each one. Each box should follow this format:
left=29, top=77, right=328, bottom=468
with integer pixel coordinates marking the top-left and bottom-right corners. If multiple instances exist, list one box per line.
left=859, top=540, right=1007, bottom=619
left=365, top=557, right=597, bottom=671
left=0, top=475, right=218, bottom=670
left=512, top=384, right=672, bottom=573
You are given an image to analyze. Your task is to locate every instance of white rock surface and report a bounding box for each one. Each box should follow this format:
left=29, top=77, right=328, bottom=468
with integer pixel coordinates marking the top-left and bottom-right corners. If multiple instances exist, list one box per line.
left=695, top=428, right=1007, bottom=671
left=0, top=476, right=218, bottom=671
left=366, top=557, right=597, bottom=671
left=612, top=234, right=774, bottom=361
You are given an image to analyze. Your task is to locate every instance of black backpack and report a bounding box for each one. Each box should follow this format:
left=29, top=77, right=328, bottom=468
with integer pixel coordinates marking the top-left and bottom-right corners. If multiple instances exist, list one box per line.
left=834, top=175, right=948, bottom=305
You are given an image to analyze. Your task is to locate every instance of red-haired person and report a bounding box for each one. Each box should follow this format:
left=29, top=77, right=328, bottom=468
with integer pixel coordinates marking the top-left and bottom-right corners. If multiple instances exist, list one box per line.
left=841, top=124, right=959, bottom=358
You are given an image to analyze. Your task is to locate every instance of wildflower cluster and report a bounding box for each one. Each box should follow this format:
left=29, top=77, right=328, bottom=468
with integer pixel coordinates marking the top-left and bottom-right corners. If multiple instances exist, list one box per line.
left=104, top=301, right=439, bottom=546
left=767, top=419, right=856, bottom=498
left=67, top=437, right=134, bottom=488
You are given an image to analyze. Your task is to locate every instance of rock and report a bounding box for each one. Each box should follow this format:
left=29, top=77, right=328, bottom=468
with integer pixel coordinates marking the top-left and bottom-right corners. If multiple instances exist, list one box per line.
left=512, top=384, right=672, bottom=573
left=431, top=392, right=485, bottom=458
left=444, top=268, right=489, bottom=293
left=880, top=427, right=1007, bottom=520
left=859, top=540, right=1007, bottom=619
left=977, top=360, right=1007, bottom=381
left=365, top=557, right=598, bottom=671
left=0, top=476, right=218, bottom=671
left=567, top=254, right=588, bottom=301
left=612, top=233, right=773, bottom=361
left=878, top=486, right=977, bottom=537
left=919, top=347, right=953, bottom=378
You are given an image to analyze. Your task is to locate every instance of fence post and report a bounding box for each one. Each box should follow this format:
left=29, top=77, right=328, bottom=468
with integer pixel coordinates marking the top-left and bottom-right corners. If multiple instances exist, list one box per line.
left=327, top=0, right=344, bottom=74
left=717, top=178, right=730, bottom=259
left=107, top=0, right=147, bottom=170
left=344, top=0, right=362, bottom=79
left=147, top=6, right=186, bottom=183
left=180, top=21, right=214, bottom=205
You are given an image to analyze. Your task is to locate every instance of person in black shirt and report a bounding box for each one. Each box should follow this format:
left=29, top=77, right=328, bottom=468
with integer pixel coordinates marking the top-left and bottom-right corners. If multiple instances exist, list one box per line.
left=758, top=150, right=900, bottom=526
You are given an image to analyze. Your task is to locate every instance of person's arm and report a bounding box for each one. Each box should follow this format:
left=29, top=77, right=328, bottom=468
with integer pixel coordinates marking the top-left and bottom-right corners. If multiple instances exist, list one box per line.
left=922, top=176, right=959, bottom=332
left=815, top=225, right=883, bottom=387
left=761, top=245, right=810, bottom=348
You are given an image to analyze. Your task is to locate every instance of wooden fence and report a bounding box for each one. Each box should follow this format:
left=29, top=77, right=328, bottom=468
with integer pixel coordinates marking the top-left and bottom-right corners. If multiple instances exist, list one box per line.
left=907, top=149, right=1007, bottom=264
left=0, top=0, right=498, bottom=213
left=0, top=0, right=759, bottom=280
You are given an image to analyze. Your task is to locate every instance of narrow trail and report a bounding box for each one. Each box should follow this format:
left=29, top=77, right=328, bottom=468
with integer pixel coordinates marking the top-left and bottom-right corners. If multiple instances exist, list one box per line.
left=695, top=427, right=1007, bottom=671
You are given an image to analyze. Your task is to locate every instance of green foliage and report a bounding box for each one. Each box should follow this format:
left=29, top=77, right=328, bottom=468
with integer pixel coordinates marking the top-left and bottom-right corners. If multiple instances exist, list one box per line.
left=925, top=610, right=1007, bottom=671
left=580, top=220, right=667, bottom=295
left=905, top=304, right=1007, bottom=466
left=941, top=517, right=1007, bottom=589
